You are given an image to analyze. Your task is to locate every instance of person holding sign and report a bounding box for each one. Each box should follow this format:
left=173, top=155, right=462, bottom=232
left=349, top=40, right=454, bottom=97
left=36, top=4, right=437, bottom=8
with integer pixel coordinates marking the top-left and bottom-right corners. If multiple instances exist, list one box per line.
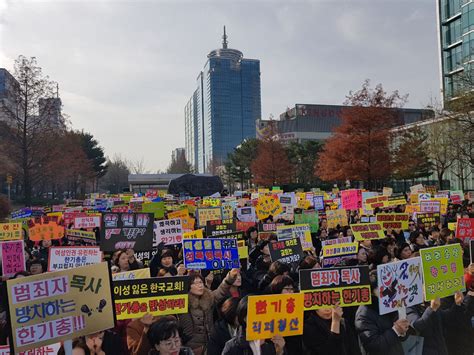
left=147, top=317, right=193, bottom=355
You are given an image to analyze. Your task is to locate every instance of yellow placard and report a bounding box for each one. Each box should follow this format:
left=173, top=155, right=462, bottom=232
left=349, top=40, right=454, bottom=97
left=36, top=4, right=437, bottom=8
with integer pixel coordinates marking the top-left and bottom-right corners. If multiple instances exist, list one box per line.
left=112, top=268, right=151, bottom=281
left=246, top=293, right=304, bottom=341
left=431, top=197, right=448, bottom=214
left=168, top=209, right=189, bottom=220
left=405, top=204, right=420, bottom=214
left=202, top=198, right=221, bottom=207
left=410, top=194, right=419, bottom=204
left=0, top=222, right=22, bottom=241
left=6, top=262, right=114, bottom=353
left=296, top=193, right=311, bottom=210
left=375, top=213, right=409, bottom=230
left=448, top=222, right=456, bottom=231
left=325, top=209, right=348, bottom=229
left=255, top=196, right=283, bottom=221
left=183, top=229, right=204, bottom=239
left=322, top=242, right=359, bottom=257
left=196, top=207, right=222, bottom=227
left=351, top=223, right=385, bottom=241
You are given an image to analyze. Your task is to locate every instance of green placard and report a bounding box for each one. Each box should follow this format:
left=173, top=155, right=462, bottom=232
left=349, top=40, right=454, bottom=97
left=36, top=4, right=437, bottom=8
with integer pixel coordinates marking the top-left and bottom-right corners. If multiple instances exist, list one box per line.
left=294, top=210, right=319, bottom=233
left=141, top=201, right=166, bottom=219
left=420, top=244, right=465, bottom=300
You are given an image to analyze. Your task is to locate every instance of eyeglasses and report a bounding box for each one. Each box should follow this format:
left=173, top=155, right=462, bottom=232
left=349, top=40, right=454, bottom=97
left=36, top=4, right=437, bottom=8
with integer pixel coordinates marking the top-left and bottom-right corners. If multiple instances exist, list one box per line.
left=160, top=336, right=181, bottom=348
left=192, top=280, right=204, bottom=286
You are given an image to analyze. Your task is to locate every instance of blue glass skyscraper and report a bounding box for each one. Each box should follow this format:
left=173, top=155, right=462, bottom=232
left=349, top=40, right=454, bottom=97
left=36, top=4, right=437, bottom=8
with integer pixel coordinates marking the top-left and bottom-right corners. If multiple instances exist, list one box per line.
left=185, top=28, right=261, bottom=173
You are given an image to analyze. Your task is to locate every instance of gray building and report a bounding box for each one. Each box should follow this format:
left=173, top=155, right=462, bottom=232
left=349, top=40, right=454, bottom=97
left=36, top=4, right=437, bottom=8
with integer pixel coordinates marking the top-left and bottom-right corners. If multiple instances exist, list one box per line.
left=185, top=27, right=261, bottom=173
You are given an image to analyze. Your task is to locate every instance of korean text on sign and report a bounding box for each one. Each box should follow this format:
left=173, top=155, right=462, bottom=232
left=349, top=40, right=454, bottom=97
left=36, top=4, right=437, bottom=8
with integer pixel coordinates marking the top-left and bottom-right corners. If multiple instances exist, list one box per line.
left=299, top=266, right=371, bottom=310
left=6, top=262, right=114, bottom=353
left=113, top=276, right=189, bottom=320
left=420, top=244, right=465, bottom=300
left=48, top=247, right=102, bottom=271
left=1, top=240, right=26, bottom=277
left=183, top=238, right=240, bottom=270
left=269, top=238, right=304, bottom=264
left=0, top=222, right=22, bottom=241
left=154, top=218, right=183, bottom=246
left=351, top=222, right=385, bottom=241
left=246, top=293, right=304, bottom=341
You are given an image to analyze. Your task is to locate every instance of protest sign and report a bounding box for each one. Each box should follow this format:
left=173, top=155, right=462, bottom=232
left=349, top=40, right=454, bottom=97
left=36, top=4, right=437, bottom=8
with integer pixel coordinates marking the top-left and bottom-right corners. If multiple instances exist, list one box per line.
left=382, top=187, right=393, bottom=196
left=181, top=216, right=195, bottom=231
left=295, top=210, right=319, bottom=233
left=351, top=222, right=385, bottom=241
left=450, top=190, right=463, bottom=204
left=100, top=213, right=154, bottom=251
left=167, top=208, right=188, bottom=220
left=448, top=222, right=456, bottom=232
left=420, top=200, right=441, bottom=213
left=65, top=229, right=96, bottom=245
left=236, top=221, right=256, bottom=233
left=6, top=262, right=114, bottom=353
left=341, top=189, right=362, bottom=210
left=255, top=195, right=283, bottom=220
left=210, top=231, right=248, bottom=259
left=48, top=247, right=102, bottom=271
left=405, top=204, right=420, bottom=214
left=376, top=213, right=409, bottom=230
left=455, top=218, right=474, bottom=242
left=183, top=229, right=204, bottom=239
left=221, top=203, right=234, bottom=220
left=360, top=215, right=377, bottom=223
left=377, top=258, right=424, bottom=315
left=313, top=195, right=325, bottom=211
left=0, top=343, right=61, bottom=355
left=322, top=242, right=358, bottom=258
left=141, top=201, right=166, bottom=219
left=296, top=193, right=311, bottom=209
left=276, top=224, right=312, bottom=250
left=183, top=238, right=240, bottom=270
left=11, top=208, right=33, bottom=220
left=415, top=212, right=440, bottom=228
left=321, top=254, right=357, bottom=268
left=326, top=209, right=348, bottom=229
left=279, top=192, right=296, bottom=207
left=28, top=219, right=64, bottom=242
left=236, top=207, right=256, bottom=223
left=418, top=193, right=431, bottom=201
left=74, top=216, right=101, bottom=229
left=112, top=268, right=151, bottom=281
left=246, top=293, right=304, bottom=341
left=202, top=197, right=221, bottom=207
left=154, top=218, right=183, bottom=246
left=269, top=238, right=304, bottom=264
left=206, top=219, right=236, bottom=237
left=420, top=244, right=465, bottom=300
left=321, top=236, right=353, bottom=247
left=196, top=207, right=222, bottom=227
left=363, top=195, right=388, bottom=210
left=0, top=222, right=22, bottom=241
left=1, top=240, right=25, bottom=277
left=113, top=276, right=189, bottom=320
left=386, top=195, right=407, bottom=207
left=299, top=266, right=371, bottom=310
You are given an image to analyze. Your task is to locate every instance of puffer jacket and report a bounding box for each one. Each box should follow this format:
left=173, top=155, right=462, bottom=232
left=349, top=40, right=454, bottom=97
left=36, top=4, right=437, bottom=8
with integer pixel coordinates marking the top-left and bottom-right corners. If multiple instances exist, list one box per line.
left=177, top=273, right=236, bottom=351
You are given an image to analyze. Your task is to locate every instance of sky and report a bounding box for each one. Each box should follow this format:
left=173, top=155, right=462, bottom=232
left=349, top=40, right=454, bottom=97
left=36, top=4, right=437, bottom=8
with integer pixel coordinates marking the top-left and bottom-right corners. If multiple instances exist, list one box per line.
left=0, top=0, right=440, bottom=172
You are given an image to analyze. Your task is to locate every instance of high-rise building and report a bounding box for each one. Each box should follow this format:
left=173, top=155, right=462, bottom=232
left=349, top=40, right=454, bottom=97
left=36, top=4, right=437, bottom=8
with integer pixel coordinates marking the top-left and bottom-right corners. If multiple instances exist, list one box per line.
left=437, top=0, right=474, bottom=102
left=0, top=68, right=21, bottom=124
left=185, top=27, right=261, bottom=173
left=171, top=147, right=186, bottom=162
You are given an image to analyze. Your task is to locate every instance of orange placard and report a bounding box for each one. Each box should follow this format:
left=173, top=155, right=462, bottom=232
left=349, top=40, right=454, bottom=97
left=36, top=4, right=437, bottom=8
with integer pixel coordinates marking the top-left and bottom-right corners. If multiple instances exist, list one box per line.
left=29, top=220, right=65, bottom=241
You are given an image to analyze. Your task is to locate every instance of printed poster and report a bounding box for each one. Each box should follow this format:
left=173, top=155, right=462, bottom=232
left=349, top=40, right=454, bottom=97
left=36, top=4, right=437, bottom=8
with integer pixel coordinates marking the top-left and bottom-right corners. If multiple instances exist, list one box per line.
left=269, top=238, right=304, bottom=264
left=1, top=240, right=26, bottom=277
left=183, top=238, right=240, bottom=270
left=196, top=207, right=222, bottom=227
left=376, top=213, right=409, bottom=230
left=255, top=195, right=283, bottom=221
left=112, top=268, right=151, bottom=281
left=455, top=218, right=474, bottom=242
left=6, top=262, right=114, bottom=353
left=351, top=222, right=385, bottom=241
left=48, top=247, right=102, bottom=271
left=0, top=223, right=22, bottom=241
left=326, top=209, right=348, bottom=229
left=154, top=218, right=183, bottom=246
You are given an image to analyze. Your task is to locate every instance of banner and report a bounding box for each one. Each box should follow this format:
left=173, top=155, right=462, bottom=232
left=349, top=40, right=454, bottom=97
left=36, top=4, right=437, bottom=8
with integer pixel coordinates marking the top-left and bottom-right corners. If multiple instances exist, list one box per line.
left=236, top=207, right=256, bottom=223
left=74, top=216, right=101, bottom=229
left=299, top=266, right=371, bottom=310
left=351, top=222, right=385, bottom=241
left=341, top=189, right=362, bottom=210
left=196, top=207, right=222, bottom=227
left=455, top=218, right=474, bottom=242
left=246, top=293, right=304, bottom=341
left=376, top=213, right=409, bottom=230
left=48, top=247, right=102, bottom=271
left=206, top=219, right=236, bottom=237
left=6, top=262, right=114, bottom=353
left=29, top=219, right=64, bottom=242
left=100, top=213, right=154, bottom=251
left=1, top=240, right=25, bottom=277
left=269, top=238, right=304, bottom=264
left=322, top=242, right=358, bottom=258
left=154, top=218, right=183, bottom=246
left=415, top=212, right=440, bottom=228
left=141, top=201, right=166, bottom=219
left=420, top=244, right=465, bottom=300
left=183, top=238, right=240, bottom=270
left=0, top=222, right=22, bottom=241
left=255, top=195, right=283, bottom=221
left=377, top=258, right=424, bottom=315
left=326, top=209, right=348, bottom=229
left=112, top=268, right=151, bottom=281
left=113, top=276, right=189, bottom=320
left=295, top=210, right=319, bottom=233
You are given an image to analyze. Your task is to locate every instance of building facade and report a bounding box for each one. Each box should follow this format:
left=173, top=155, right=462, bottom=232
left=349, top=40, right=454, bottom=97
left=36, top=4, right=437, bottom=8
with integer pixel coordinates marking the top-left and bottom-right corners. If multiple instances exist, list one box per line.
left=185, top=28, right=261, bottom=173
left=437, top=0, right=474, bottom=101
left=257, top=104, right=433, bottom=144
left=0, top=68, right=21, bottom=124
left=171, top=147, right=186, bottom=162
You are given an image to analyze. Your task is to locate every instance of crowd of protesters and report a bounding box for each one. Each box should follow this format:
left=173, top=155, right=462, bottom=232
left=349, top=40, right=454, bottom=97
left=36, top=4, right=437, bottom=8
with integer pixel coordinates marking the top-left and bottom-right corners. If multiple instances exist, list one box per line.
left=0, top=190, right=473, bottom=355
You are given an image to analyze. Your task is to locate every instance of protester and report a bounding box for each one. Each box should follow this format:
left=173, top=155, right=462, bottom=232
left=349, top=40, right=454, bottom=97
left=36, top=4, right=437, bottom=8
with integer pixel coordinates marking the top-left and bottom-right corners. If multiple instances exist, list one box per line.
left=147, top=317, right=193, bottom=355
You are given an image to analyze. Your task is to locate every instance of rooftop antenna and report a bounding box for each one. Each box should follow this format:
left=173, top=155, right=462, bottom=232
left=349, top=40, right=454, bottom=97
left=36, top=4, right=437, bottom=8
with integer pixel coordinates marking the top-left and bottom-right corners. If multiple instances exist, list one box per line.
left=222, top=26, right=228, bottom=49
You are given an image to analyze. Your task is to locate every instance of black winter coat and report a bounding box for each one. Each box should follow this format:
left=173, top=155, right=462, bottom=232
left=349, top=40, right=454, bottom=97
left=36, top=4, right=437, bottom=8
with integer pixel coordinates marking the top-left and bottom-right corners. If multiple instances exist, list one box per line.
left=355, top=301, right=405, bottom=355
left=222, top=328, right=281, bottom=355
left=207, top=319, right=234, bottom=355
left=441, top=294, right=474, bottom=355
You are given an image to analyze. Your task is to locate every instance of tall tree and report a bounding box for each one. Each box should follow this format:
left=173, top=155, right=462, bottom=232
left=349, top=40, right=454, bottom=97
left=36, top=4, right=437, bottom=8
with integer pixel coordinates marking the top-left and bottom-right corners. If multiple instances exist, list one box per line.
left=392, top=125, right=432, bottom=182
left=167, top=151, right=193, bottom=174
left=4, top=56, right=63, bottom=204
left=316, top=80, right=407, bottom=190
left=99, top=155, right=131, bottom=194
left=225, top=138, right=259, bottom=189
left=77, top=131, right=107, bottom=191
left=251, top=122, right=293, bottom=187
left=286, top=140, right=322, bottom=186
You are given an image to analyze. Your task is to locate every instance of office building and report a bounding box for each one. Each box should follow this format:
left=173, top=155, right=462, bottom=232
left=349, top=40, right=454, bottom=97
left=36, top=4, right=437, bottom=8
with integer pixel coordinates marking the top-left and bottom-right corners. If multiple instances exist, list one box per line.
left=185, top=27, right=261, bottom=173
left=0, top=68, right=21, bottom=124
left=171, top=147, right=186, bottom=162
left=257, top=104, right=434, bottom=144
left=437, top=0, right=474, bottom=101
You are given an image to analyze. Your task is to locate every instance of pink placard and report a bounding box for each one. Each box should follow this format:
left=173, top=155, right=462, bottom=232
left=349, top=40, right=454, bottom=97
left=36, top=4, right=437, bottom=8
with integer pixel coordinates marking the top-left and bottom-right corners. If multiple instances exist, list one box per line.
left=1, top=240, right=26, bottom=277
left=341, top=189, right=362, bottom=210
